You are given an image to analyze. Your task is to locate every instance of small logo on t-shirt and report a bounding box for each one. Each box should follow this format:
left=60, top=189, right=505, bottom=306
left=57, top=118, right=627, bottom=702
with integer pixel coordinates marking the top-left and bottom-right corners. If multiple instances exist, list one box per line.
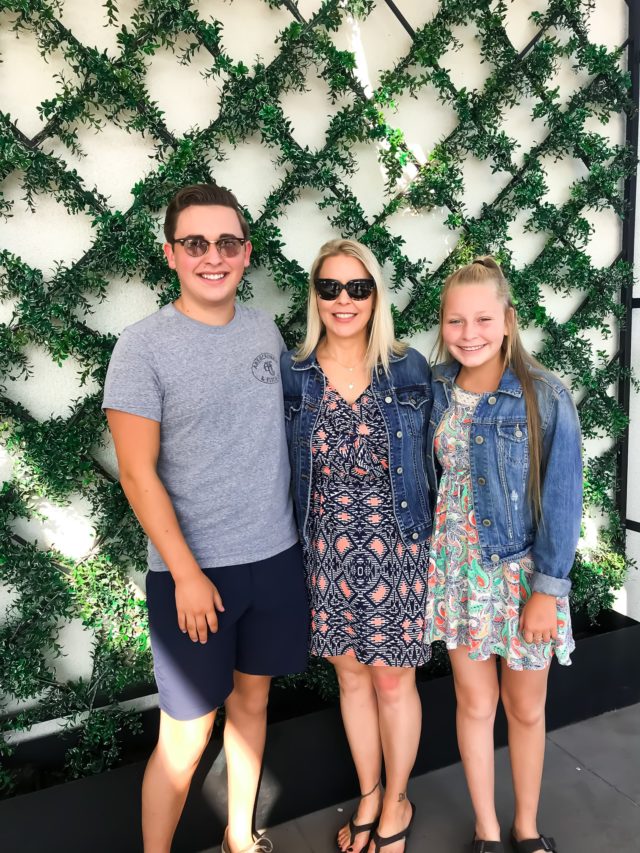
left=252, top=353, right=279, bottom=384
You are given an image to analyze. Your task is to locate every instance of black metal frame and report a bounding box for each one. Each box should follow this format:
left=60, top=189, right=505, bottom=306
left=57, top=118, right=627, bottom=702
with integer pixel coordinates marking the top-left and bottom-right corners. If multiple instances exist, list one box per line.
left=618, top=0, right=639, bottom=536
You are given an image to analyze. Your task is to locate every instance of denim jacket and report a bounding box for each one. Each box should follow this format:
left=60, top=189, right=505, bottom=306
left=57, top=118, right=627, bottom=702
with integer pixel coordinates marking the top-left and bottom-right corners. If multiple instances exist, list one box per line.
left=281, top=347, right=433, bottom=549
left=427, top=362, right=583, bottom=597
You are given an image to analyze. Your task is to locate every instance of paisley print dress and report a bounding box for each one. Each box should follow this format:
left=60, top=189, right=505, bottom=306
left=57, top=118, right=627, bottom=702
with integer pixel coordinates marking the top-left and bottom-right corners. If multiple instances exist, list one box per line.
left=305, top=383, right=431, bottom=668
left=425, top=386, right=574, bottom=670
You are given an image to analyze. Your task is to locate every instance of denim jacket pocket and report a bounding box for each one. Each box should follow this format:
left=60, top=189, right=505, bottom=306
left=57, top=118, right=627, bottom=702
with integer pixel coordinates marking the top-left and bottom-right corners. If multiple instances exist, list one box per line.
left=283, top=395, right=303, bottom=452
left=284, top=396, right=303, bottom=420
left=396, top=385, right=431, bottom=436
left=495, top=423, right=529, bottom=541
left=496, top=422, right=528, bottom=464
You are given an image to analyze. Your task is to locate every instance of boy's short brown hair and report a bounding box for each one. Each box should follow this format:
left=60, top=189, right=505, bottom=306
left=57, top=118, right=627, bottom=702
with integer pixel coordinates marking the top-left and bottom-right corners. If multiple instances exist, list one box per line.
left=163, top=184, right=250, bottom=243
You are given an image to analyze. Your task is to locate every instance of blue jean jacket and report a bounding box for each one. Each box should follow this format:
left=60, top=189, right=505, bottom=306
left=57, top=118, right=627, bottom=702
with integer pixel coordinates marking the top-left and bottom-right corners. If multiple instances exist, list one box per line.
left=281, top=347, right=433, bottom=549
left=427, top=362, right=583, bottom=597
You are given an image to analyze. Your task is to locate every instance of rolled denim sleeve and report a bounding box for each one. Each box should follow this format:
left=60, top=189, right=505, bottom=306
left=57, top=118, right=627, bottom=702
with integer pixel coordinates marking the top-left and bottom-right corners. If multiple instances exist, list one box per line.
left=530, top=569, right=572, bottom=597
left=530, top=386, right=583, bottom=597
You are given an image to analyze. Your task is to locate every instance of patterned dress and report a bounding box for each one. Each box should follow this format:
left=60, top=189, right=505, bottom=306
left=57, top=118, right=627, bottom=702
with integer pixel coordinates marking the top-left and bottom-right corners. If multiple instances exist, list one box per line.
left=305, top=383, right=431, bottom=668
left=425, top=386, right=574, bottom=670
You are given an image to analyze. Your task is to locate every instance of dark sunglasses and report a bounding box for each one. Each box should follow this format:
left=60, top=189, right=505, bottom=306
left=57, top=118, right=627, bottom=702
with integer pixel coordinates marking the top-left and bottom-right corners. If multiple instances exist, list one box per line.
left=314, top=278, right=376, bottom=301
left=173, top=236, right=246, bottom=258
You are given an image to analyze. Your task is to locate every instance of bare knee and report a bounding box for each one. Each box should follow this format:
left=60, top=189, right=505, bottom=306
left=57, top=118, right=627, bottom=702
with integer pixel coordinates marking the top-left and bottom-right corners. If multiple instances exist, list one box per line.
left=333, top=660, right=373, bottom=697
left=156, top=712, right=214, bottom=775
left=371, top=668, right=415, bottom=706
left=501, top=688, right=545, bottom=728
left=226, top=675, right=270, bottom=718
left=457, top=686, right=499, bottom=724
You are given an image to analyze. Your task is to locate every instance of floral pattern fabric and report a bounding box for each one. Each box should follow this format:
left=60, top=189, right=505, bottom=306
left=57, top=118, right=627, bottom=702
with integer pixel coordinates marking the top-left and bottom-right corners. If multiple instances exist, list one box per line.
left=425, top=386, right=574, bottom=670
left=305, top=383, right=431, bottom=668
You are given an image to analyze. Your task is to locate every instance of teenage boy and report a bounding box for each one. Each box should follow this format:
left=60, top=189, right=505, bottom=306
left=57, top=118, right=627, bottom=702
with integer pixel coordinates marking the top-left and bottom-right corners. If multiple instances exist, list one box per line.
left=103, top=184, right=309, bottom=853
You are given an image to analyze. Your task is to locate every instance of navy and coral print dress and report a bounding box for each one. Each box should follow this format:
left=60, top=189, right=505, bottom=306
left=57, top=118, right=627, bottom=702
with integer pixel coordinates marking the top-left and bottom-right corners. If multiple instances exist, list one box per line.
left=305, top=382, right=431, bottom=668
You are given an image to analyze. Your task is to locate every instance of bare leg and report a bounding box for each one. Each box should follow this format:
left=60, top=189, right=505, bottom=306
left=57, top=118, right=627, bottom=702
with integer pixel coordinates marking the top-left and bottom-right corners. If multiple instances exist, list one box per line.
left=142, top=709, right=216, bottom=853
left=369, top=666, right=421, bottom=853
left=501, top=662, right=550, bottom=851
left=331, top=655, right=383, bottom=853
left=224, top=672, right=272, bottom=852
left=449, top=647, right=501, bottom=841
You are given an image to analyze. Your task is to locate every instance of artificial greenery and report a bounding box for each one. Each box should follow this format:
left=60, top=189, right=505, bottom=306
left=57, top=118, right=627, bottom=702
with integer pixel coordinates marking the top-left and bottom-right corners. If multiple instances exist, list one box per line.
left=0, top=0, right=636, bottom=795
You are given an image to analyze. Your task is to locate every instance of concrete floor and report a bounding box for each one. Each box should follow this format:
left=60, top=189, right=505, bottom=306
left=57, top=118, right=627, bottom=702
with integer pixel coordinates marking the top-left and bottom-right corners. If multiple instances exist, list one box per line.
left=203, top=703, right=640, bottom=852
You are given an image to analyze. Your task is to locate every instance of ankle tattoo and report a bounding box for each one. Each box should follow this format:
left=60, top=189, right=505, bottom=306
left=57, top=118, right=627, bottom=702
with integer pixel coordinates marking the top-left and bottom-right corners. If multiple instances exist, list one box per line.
left=397, top=792, right=407, bottom=802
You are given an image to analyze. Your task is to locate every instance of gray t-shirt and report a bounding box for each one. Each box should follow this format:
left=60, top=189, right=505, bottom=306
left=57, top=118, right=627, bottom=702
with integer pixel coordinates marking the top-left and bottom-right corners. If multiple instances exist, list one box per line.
left=102, top=303, right=298, bottom=571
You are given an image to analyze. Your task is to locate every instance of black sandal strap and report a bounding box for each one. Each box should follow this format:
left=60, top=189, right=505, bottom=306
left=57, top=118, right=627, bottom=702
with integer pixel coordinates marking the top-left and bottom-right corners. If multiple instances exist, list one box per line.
left=471, top=840, right=504, bottom=853
left=348, top=814, right=378, bottom=841
left=511, top=834, right=557, bottom=853
left=361, top=779, right=381, bottom=798
left=371, top=802, right=416, bottom=850
left=343, top=780, right=381, bottom=845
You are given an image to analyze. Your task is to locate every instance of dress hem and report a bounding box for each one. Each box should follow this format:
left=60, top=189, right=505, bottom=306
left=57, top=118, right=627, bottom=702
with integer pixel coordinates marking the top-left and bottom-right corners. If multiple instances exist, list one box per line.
left=310, top=649, right=432, bottom=668
left=433, top=637, right=575, bottom=671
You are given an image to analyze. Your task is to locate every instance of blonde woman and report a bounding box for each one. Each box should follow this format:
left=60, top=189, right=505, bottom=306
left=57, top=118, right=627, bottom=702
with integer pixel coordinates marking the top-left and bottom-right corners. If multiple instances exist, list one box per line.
left=281, top=239, right=433, bottom=853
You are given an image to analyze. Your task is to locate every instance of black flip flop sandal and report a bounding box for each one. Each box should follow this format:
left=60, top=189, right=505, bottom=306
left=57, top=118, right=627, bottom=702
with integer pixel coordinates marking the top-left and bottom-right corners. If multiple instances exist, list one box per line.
left=336, top=780, right=381, bottom=852
left=370, top=801, right=416, bottom=852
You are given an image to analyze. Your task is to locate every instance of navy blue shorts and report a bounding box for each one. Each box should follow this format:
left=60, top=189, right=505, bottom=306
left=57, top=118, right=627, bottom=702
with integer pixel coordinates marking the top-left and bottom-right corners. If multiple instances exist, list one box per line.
left=146, top=543, right=309, bottom=721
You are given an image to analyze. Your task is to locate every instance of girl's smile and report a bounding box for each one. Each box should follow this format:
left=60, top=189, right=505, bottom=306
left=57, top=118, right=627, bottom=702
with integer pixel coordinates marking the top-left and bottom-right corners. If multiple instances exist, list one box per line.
left=442, top=281, right=513, bottom=388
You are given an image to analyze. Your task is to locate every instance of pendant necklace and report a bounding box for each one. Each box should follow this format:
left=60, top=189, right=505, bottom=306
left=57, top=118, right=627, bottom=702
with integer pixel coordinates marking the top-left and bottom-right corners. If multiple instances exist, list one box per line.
left=345, top=366, right=355, bottom=391
left=324, top=350, right=364, bottom=391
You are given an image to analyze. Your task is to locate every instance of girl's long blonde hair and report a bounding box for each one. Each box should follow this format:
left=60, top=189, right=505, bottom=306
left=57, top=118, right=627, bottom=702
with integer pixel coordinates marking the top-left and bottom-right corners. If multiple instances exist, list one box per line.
left=435, top=256, right=544, bottom=520
left=296, top=238, right=406, bottom=372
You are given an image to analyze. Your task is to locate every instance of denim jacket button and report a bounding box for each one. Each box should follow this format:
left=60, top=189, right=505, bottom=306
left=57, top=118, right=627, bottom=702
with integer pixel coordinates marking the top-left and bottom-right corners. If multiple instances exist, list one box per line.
left=401, top=500, right=408, bottom=508
left=396, top=466, right=403, bottom=474
left=475, top=435, right=484, bottom=445
left=411, top=532, right=419, bottom=540
left=396, top=430, right=403, bottom=438
left=482, top=518, right=492, bottom=527
left=488, top=395, right=497, bottom=405
left=385, top=396, right=392, bottom=403
left=477, top=476, right=486, bottom=486
left=515, top=427, right=523, bottom=437
left=490, top=553, right=500, bottom=563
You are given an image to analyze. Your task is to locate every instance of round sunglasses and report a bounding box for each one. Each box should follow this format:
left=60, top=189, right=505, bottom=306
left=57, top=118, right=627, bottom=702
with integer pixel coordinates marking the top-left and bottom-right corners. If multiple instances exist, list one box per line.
left=173, top=236, right=246, bottom=258
left=314, top=277, right=376, bottom=300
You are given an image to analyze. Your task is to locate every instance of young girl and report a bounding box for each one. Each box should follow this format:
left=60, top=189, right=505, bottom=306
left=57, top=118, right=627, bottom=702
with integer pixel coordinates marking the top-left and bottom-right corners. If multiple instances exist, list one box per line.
left=425, top=257, right=582, bottom=853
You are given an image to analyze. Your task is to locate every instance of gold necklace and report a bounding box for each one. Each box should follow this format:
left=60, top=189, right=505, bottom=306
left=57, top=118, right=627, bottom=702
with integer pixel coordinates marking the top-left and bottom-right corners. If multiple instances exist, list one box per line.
left=322, top=349, right=367, bottom=391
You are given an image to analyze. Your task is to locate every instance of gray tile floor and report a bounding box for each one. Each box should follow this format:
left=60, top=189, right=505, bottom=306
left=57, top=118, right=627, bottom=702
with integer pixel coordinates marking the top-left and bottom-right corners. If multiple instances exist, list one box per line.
left=203, top=703, right=640, bottom=852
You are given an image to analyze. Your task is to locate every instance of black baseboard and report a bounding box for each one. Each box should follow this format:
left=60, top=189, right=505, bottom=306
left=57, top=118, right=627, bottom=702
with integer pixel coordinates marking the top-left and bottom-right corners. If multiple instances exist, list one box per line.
left=1, top=611, right=639, bottom=853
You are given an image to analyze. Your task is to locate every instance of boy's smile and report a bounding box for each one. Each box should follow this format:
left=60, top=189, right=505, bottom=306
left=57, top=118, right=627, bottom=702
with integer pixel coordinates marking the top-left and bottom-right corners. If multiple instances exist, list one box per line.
left=164, top=204, right=251, bottom=324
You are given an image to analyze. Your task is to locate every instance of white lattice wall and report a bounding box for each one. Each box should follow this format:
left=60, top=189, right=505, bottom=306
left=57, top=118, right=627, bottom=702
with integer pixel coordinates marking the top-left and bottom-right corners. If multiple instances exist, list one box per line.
left=0, top=1, right=634, bottom=717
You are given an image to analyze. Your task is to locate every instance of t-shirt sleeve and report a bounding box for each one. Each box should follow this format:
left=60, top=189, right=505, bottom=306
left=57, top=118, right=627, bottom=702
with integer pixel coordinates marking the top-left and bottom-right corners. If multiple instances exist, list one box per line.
left=275, top=325, right=287, bottom=355
left=102, top=328, right=162, bottom=422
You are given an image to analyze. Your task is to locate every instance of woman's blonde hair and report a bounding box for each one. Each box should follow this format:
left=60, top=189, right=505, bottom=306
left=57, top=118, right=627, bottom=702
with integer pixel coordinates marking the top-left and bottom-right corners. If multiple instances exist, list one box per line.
left=435, top=256, right=544, bottom=520
left=296, top=238, right=406, bottom=372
